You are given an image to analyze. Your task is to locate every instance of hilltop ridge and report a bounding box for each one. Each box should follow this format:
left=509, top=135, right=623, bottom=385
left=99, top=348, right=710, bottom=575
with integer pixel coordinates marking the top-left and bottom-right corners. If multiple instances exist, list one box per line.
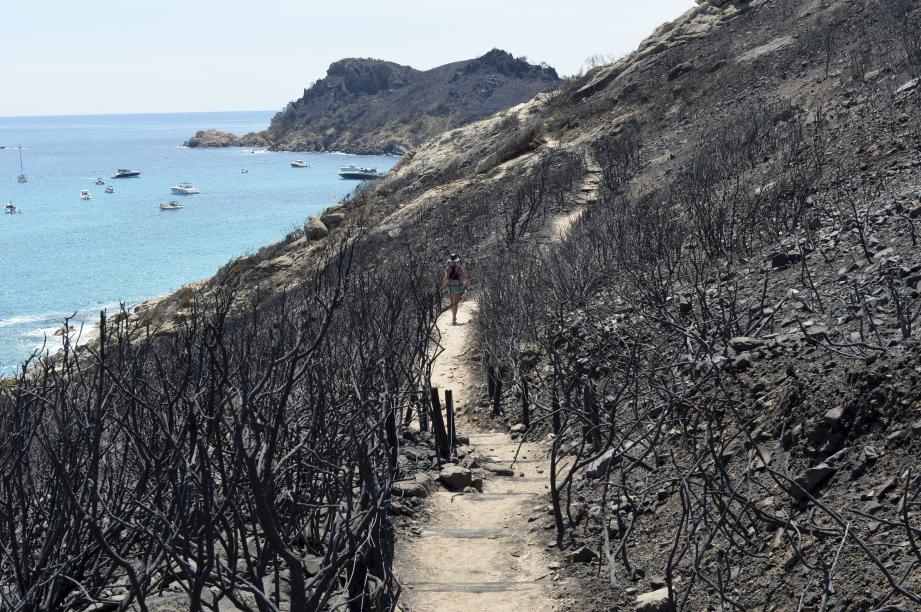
left=184, top=49, right=560, bottom=155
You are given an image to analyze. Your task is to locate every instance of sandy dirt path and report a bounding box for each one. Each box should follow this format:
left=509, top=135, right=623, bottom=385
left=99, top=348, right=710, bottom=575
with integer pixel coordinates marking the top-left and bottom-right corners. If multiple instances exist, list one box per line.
left=395, top=300, right=566, bottom=612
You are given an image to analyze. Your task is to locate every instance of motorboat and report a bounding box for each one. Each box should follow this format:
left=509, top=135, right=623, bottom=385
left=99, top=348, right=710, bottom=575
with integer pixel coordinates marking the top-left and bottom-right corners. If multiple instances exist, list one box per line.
left=291, top=159, right=309, bottom=168
left=17, top=145, right=27, bottom=183
left=4, top=201, right=18, bottom=214
left=338, top=164, right=382, bottom=180
left=240, top=168, right=249, bottom=173
left=80, top=190, right=92, bottom=200
left=112, top=169, right=141, bottom=179
left=159, top=201, right=183, bottom=210
left=95, top=178, right=105, bottom=185
left=105, top=187, right=115, bottom=194
left=171, top=183, right=200, bottom=195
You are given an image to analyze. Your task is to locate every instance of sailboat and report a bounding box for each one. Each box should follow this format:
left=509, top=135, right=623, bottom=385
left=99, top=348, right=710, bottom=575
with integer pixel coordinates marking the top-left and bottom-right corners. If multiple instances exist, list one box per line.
left=17, top=145, right=28, bottom=183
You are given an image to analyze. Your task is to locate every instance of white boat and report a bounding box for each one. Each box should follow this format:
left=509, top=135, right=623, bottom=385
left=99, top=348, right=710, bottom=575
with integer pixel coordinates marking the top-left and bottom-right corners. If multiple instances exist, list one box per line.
left=159, top=201, right=183, bottom=210
left=338, top=164, right=382, bottom=180
left=112, top=169, right=141, bottom=179
left=95, top=178, right=105, bottom=185
left=17, top=145, right=27, bottom=183
left=291, top=159, right=309, bottom=168
left=240, top=168, right=249, bottom=174
left=105, top=187, right=115, bottom=194
left=80, top=190, right=92, bottom=200
left=4, top=201, right=18, bottom=214
left=171, top=183, right=200, bottom=195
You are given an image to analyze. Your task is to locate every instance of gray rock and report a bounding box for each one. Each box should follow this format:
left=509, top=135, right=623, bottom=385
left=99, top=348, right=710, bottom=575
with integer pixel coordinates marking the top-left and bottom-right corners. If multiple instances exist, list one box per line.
left=790, top=463, right=835, bottom=500
left=586, top=448, right=618, bottom=479
left=438, top=464, right=473, bottom=491
left=305, top=216, right=329, bottom=240
left=635, top=587, right=674, bottom=612
left=470, top=476, right=485, bottom=492
left=729, top=336, right=763, bottom=352
left=391, top=473, right=438, bottom=498
left=565, top=545, right=597, bottom=563
left=320, top=212, right=346, bottom=228
left=510, top=423, right=527, bottom=434
left=824, top=407, right=844, bottom=430
left=895, top=77, right=920, bottom=95
left=482, top=462, right=515, bottom=476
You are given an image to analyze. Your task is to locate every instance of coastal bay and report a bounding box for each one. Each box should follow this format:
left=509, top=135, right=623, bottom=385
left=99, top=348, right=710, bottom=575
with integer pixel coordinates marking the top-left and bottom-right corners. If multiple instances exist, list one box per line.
left=0, top=111, right=397, bottom=374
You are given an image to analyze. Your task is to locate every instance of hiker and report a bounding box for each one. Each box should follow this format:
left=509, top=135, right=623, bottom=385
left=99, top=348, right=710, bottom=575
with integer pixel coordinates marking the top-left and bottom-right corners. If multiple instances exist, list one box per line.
left=442, top=253, right=469, bottom=325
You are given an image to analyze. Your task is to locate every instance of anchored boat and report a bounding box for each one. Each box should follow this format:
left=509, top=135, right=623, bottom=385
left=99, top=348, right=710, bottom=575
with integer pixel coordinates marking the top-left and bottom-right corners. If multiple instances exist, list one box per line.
left=171, top=183, right=200, bottom=195
left=112, top=169, right=141, bottom=179
left=159, top=201, right=183, bottom=210
left=338, top=164, right=382, bottom=180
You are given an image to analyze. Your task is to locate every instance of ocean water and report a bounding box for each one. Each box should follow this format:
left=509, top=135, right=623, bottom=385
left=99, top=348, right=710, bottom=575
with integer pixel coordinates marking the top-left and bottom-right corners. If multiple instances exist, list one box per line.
left=0, top=112, right=398, bottom=375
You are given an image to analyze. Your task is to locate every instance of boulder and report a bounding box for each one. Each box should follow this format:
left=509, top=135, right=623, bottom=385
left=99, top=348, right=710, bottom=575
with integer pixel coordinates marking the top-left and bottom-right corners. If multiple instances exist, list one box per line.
left=790, top=463, right=835, bottom=501
left=438, top=464, right=473, bottom=491
left=305, top=216, right=329, bottom=240
left=565, top=545, right=597, bottom=563
left=320, top=212, right=346, bottom=228
left=510, top=423, right=527, bottom=434
left=636, top=587, right=674, bottom=612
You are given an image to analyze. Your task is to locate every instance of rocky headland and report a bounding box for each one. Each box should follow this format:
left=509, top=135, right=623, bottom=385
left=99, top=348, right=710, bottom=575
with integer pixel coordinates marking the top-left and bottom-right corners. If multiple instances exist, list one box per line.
left=183, top=49, right=561, bottom=155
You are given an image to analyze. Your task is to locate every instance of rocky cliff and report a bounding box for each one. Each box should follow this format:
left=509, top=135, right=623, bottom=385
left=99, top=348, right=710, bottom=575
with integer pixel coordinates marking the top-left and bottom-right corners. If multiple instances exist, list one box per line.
left=184, top=49, right=560, bottom=155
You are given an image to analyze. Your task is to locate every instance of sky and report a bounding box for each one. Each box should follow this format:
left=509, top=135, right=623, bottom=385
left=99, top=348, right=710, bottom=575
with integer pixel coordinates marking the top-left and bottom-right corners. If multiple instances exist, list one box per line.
left=1, top=0, right=694, bottom=117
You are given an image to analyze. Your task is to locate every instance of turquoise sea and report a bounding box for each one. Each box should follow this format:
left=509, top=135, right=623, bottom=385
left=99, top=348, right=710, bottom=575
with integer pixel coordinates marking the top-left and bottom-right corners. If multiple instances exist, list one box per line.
left=0, top=112, right=398, bottom=375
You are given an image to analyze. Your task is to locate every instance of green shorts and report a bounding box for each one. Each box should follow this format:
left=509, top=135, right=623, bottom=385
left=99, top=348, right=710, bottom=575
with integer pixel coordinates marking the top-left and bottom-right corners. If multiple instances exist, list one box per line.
left=447, top=285, right=464, bottom=295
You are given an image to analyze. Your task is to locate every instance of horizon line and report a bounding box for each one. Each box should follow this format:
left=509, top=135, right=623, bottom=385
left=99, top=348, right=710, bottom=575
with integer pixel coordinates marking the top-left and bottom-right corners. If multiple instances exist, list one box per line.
left=0, top=109, right=278, bottom=120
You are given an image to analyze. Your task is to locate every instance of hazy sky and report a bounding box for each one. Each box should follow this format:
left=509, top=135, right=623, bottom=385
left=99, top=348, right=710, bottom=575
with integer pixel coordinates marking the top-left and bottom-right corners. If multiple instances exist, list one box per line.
left=2, top=0, right=694, bottom=117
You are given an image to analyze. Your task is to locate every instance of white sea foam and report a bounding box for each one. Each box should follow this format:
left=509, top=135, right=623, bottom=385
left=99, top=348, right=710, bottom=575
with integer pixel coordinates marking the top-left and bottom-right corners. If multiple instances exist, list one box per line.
left=0, top=314, right=56, bottom=329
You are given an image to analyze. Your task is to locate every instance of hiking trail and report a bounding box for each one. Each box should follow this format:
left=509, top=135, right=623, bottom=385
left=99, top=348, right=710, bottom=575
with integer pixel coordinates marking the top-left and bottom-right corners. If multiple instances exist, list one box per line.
left=395, top=300, right=567, bottom=612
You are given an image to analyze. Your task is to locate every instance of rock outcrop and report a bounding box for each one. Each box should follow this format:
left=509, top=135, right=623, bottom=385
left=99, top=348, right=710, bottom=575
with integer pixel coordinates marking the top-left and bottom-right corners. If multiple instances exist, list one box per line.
left=184, top=129, right=268, bottom=149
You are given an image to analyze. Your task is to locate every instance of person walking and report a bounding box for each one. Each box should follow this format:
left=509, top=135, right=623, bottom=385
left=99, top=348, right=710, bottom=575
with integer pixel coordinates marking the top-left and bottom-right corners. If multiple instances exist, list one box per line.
left=442, top=253, right=469, bottom=325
